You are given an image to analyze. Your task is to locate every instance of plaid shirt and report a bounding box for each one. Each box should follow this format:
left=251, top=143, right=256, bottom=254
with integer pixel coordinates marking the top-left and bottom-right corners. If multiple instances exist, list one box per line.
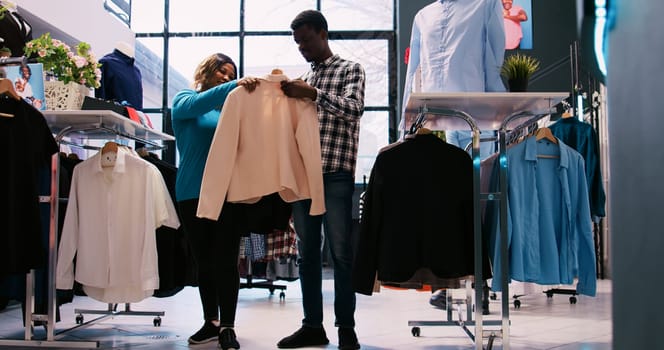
left=302, top=54, right=366, bottom=174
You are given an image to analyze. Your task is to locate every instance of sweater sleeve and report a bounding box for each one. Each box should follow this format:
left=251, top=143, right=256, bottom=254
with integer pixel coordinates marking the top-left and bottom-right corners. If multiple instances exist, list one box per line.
left=56, top=165, right=81, bottom=289
left=172, top=81, right=238, bottom=121
left=196, top=90, right=242, bottom=220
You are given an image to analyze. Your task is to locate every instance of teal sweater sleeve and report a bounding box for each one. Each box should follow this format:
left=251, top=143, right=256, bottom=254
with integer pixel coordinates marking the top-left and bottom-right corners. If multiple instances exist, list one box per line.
left=171, top=81, right=238, bottom=201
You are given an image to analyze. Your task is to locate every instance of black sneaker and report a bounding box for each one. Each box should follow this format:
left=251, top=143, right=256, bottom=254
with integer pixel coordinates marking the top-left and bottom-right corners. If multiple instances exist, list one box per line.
left=429, top=289, right=447, bottom=309
left=338, top=327, right=360, bottom=350
left=188, top=320, right=220, bottom=344
left=219, top=328, right=240, bottom=350
left=277, top=326, right=329, bottom=348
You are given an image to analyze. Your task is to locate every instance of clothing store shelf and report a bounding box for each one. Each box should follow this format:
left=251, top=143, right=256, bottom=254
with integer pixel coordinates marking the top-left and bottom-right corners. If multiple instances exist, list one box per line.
left=403, top=92, right=568, bottom=350
left=402, top=92, right=568, bottom=132
left=43, top=109, right=174, bottom=147
left=0, top=109, right=175, bottom=348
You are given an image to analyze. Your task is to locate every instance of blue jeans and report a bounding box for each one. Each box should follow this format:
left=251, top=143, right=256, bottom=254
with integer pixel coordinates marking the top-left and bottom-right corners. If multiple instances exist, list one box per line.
left=292, top=171, right=356, bottom=329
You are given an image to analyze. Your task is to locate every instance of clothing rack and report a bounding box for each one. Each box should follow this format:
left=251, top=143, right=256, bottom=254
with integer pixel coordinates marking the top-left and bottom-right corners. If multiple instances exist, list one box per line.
left=401, top=92, right=568, bottom=350
left=240, top=258, right=287, bottom=301
left=0, top=110, right=175, bottom=348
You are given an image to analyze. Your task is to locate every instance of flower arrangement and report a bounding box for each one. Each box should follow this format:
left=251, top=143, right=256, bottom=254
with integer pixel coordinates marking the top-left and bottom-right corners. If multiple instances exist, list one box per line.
left=24, top=32, right=102, bottom=89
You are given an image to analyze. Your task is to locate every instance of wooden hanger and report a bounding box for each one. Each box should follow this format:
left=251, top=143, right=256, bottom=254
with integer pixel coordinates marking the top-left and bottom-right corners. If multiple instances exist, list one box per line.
left=271, top=68, right=283, bottom=75
left=101, top=141, right=119, bottom=154
left=100, top=142, right=119, bottom=168
left=535, top=127, right=558, bottom=144
left=561, top=110, right=573, bottom=118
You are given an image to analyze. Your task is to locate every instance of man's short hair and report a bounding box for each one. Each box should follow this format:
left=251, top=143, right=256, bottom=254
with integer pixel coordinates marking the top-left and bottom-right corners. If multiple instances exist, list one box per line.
left=290, top=10, right=328, bottom=33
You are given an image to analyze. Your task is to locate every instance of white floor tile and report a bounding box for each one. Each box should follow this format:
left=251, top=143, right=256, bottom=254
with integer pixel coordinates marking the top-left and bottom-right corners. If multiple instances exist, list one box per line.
left=0, top=276, right=612, bottom=349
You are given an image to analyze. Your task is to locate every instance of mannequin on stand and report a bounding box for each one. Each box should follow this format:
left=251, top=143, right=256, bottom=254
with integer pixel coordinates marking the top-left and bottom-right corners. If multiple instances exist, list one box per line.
left=96, top=41, right=143, bottom=110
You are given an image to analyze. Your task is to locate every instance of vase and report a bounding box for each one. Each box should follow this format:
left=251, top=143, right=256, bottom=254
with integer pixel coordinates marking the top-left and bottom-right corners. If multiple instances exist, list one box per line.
left=507, top=78, right=529, bottom=92
left=44, top=80, right=91, bottom=110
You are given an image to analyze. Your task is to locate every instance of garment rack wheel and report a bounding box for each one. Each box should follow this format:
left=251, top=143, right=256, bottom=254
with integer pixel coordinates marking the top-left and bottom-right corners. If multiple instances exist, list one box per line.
left=279, top=291, right=286, bottom=301
left=411, top=326, right=420, bottom=337
left=75, top=313, right=84, bottom=324
left=153, top=316, right=162, bottom=327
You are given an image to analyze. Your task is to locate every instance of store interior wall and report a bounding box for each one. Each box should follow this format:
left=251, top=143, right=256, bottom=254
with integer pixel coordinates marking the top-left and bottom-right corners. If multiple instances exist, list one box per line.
left=17, top=0, right=135, bottom=59
left=608, top=0, right=664, bottom=348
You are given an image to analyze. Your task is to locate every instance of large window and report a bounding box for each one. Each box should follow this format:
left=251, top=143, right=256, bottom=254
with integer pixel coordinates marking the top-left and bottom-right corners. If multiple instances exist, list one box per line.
left=132, top=0, right=397, bottom=183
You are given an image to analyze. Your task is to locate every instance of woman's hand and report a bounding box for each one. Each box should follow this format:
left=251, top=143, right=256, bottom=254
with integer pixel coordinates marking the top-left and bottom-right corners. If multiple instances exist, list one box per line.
left=238, top=76, right=260, bottom=92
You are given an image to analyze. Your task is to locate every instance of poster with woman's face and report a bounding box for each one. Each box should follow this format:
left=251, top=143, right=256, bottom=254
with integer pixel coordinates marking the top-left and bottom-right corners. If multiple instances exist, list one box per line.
left=503, top=0, right=533, bottom=50
left=4, top=63, right=46, bottom=110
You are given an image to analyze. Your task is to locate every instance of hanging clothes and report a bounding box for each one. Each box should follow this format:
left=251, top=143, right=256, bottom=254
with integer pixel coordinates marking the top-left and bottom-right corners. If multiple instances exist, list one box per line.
left=353, top=133, right=489, bottom=296
left=56, top=147, right=180, bottom=303
left=141, top=152, right=198, bottom=297
left=0, top=98, right=57, bottom=276
left=490, top=136, right=597, bottom=296
left=549, top=117, right=606, bottom=219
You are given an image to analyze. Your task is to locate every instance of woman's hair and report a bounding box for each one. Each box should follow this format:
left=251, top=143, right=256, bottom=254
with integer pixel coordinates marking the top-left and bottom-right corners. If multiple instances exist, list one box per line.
left=192, top=53, right=237, bottom=91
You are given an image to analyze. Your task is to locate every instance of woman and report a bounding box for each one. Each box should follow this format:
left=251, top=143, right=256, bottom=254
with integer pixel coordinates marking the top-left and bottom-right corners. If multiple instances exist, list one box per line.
left=171, top=53, right=258, bottom=349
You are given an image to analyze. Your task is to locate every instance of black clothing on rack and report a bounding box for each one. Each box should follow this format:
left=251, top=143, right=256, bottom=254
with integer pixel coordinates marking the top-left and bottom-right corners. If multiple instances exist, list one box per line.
left=142, top=154, right=197, bottom=296
left=353, top=133, right=490, bottom=295
left=0, top=98, right=57, bottom=276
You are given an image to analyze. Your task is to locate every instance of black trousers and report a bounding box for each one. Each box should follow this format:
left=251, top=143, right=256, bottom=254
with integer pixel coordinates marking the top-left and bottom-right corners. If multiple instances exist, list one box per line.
left=178, top=199, right=241, bottom=327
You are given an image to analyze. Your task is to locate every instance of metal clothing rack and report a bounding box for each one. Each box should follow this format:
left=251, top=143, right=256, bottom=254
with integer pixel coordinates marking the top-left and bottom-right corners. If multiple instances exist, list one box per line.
left=0, top=110, right=175, bottom=348
left=401, top=92, right=568, bottom=350
left=240, top=258, right=287, bottom=301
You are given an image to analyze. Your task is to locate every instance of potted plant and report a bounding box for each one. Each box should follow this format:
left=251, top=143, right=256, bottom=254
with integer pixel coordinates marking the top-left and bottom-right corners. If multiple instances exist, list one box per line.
left=501, top=53, right=540, bottom=92
left=23, top=32, right=102, bottom=110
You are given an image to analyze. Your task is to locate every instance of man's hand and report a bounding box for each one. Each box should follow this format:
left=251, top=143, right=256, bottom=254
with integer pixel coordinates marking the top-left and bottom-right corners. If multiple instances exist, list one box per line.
left=238, top=76, right=260, bottom=92
left=281, top=79, right=317, bottom=100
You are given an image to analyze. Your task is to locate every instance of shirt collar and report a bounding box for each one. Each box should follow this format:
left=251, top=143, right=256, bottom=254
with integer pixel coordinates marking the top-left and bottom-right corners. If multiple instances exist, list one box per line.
left=113, top=49, right=135, bottom=65
left=263, top=73, right=289, bottom=82
left=311, top=54, right=339, bottom=71
left=524, top=136, right=570, bottom=169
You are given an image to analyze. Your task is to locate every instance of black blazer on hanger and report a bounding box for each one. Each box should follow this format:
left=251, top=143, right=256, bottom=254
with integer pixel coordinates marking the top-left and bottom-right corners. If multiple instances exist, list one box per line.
left=353, top=133, right=488, bottom=295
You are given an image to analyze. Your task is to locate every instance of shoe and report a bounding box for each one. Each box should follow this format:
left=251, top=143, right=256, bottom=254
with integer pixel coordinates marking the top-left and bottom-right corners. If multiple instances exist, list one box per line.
left=219, top=328, right=240, bottom=350
left=482, top=300, right=491, bottom=315
left=338, top=327, right=360, bottom=350
left=188, top=320, right=220, bottom=344
left=429, top=289, right=447, bottom=309
left=277, top=326, right=329, bottom=348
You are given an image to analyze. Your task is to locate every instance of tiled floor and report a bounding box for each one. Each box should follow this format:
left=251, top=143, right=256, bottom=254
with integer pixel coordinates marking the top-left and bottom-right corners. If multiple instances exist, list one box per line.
left=0, top=276, right=611, bottom=349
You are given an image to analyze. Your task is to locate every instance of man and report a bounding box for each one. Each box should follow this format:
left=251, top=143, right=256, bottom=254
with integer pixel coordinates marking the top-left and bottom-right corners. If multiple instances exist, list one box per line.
left=279, top=9, right=365, bottom=350
left=502, top=0, right=528, bottom=50
left=402, top=0, right=506, bottom=314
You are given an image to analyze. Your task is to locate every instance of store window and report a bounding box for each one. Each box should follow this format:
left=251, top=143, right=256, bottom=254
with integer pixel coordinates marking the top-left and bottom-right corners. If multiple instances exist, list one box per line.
left=245, top=0, right=316, bottom=31
left=169, top=0, right=240, bottom=32
left=322, top=0, right=393, bottom=30
left=131, top=1, right=397, bottom=181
